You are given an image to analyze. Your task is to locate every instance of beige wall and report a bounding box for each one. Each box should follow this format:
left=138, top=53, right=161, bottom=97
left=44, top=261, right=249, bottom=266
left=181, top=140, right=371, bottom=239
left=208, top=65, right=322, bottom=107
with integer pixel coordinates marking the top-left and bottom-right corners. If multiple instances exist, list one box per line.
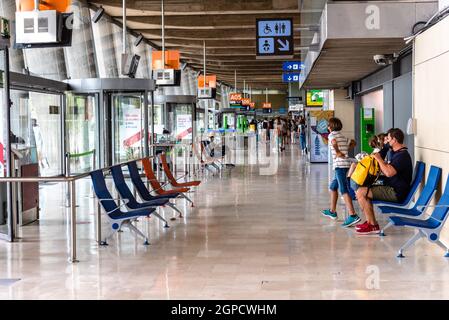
left=414, top=15, right=449, bottom=240
left=330, top=89, right=355, bottom=140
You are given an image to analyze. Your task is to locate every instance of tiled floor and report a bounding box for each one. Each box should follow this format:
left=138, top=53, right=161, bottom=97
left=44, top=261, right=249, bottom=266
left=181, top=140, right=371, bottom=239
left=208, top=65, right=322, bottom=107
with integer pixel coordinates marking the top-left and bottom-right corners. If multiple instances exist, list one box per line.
left=1, top=145, right=449, bottom=299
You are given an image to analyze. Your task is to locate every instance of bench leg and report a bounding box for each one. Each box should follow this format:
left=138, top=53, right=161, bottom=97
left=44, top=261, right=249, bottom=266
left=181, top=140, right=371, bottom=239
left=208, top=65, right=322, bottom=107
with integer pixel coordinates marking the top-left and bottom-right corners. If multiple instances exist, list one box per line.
left=167, top=202, right=183, bottom=219
left=397, top=231, right=423, bottom=258
left=126, top=221, right=150, bottom=245
left=101, top=222, right=122, bottom=246
left=380, top=221, right=394, bottom=237
left=152, top=211, right=170, bottom=228
left=181, top=193, right=194, bottom=207
left=434, top=239, right=449, bottom=257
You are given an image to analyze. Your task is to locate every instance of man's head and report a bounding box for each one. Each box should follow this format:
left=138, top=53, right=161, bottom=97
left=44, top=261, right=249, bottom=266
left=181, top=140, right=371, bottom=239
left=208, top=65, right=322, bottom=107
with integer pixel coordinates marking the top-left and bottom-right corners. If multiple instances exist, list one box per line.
left=209, top=135, right=215, bottom=142
left=386, top=128, right=405, bottom=149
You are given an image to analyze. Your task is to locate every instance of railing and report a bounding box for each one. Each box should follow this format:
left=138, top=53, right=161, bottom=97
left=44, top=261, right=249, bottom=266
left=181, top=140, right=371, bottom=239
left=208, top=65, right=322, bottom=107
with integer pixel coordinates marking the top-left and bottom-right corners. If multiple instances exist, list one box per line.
left=0, top=156, right=152, bottom=264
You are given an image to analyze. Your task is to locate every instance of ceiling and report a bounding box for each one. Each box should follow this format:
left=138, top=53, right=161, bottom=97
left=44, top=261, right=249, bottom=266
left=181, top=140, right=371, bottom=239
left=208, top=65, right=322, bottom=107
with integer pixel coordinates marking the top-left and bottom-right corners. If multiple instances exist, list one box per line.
left=87, top=0, right=327, bottom=91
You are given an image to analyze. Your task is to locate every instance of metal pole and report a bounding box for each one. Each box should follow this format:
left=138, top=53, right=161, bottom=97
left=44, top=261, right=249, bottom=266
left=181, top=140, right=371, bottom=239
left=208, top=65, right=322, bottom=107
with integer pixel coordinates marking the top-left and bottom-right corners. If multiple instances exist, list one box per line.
left=65, top=153, right=71, bottom=207
left=122, top=0, right=126, bottom=55
left=34, top=0, right=39, bottom=11
left=4, top=47, right=14, bottom=241
left=234, top=70, right=237, bottom=92
left=243, top=80, right=246, bottom=97
left=96, top=200, right=101, bottom=244
left=161, top=0, right=165, bottom=68
left=143, top=91, right=149, bottom=158
left=70, top=180, right=78, bottom=263
left=266, top=88, right=268, bottom=103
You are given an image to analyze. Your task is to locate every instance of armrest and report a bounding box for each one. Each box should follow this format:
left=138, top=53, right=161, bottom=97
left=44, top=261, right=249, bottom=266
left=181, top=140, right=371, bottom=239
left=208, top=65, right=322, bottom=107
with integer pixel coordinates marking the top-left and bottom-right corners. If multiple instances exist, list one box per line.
left=98, top=198, right=130, bottom=213
left=416, top=204, right=449, bottom=222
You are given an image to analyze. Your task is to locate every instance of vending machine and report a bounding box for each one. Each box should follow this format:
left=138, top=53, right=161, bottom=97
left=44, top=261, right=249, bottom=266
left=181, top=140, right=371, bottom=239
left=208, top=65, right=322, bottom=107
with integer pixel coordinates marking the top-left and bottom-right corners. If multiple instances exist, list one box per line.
left=307, top=110, right=334, bottom=163
left=360, top=108, right=376, bottom=153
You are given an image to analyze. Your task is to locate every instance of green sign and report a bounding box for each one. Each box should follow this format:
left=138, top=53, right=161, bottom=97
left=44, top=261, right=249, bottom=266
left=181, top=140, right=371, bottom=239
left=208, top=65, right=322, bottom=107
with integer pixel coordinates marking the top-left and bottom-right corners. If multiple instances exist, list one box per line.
left=307, top=90, right=324, bottom=107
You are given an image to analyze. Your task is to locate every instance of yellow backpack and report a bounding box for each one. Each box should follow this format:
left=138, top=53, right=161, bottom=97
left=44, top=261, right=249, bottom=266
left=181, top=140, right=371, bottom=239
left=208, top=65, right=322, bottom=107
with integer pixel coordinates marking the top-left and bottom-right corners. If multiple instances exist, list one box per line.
left=350, top=155, right=380, bottom=187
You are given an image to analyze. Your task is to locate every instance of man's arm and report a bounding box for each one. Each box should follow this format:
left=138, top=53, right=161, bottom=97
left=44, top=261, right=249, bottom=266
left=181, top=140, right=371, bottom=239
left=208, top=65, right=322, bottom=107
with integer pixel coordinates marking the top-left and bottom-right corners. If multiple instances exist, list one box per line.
left=373, top=152, right=397, bottom=177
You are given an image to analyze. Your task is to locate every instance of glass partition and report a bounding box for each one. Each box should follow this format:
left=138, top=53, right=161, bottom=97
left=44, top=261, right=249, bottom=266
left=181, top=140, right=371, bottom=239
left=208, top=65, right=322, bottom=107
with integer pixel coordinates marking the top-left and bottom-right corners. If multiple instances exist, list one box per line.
left=66, top=93, right=98, bottom=174
left=112, top=93, right=144, bottom=164
left=167, top=103, right=194, bottom=143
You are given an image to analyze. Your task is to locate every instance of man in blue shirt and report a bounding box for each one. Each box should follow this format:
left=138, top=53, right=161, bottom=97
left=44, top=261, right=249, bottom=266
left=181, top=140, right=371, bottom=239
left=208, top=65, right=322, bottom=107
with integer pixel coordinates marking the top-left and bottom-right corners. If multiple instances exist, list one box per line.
left=355, top=128, right=413, bottom=235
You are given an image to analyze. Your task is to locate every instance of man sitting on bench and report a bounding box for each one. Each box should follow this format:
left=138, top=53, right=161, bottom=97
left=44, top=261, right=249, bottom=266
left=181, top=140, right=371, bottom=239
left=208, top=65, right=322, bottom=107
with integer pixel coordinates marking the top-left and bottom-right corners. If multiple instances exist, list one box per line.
left=355, top=128, right=413, bottom=235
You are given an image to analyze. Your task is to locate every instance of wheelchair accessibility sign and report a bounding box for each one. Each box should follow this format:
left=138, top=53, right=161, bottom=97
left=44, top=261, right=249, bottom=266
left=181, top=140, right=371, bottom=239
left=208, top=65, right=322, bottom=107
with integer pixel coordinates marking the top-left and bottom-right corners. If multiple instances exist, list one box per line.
left=256, top=18, right=294, bottom=59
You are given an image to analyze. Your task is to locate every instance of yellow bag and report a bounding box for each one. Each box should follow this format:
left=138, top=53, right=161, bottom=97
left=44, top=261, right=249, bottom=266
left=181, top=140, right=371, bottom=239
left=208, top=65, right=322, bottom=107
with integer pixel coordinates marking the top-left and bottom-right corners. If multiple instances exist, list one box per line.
left=350, top=155, right=380, bottom=187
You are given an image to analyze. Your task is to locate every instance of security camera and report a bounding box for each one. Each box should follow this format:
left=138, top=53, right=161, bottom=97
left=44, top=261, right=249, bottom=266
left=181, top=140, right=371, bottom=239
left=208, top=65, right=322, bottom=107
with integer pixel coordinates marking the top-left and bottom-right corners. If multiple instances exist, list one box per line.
left=373, top=53, right=398, bottom=66
left=92, top=6, right=105, bottom=23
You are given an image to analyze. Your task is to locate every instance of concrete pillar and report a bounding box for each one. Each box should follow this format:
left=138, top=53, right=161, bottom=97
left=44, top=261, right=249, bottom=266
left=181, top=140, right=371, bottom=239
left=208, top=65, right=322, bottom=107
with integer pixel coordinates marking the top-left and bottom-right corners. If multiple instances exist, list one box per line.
left=91, top=12, right=118, bottom=77
left=64, top=0, right=98, bottom=79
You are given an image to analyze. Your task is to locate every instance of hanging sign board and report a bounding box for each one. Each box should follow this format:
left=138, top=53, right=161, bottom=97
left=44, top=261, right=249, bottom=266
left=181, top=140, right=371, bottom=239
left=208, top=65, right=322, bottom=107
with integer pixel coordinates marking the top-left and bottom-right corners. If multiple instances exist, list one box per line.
left=282, top=61, right=304, bottom=71
left=17, top=0, right=72, bottom=12
left=241, top=98, right=251, bottom=106
left=152, top=50, right=180, bottom=70
left=198, top=75, right=217, bottom=89
left=249, top=102, right=256, bottom=109
left=256, top=18, right=294, bottom=59
left=263, top=102, right=272, bottom=109
left=229, top=93, right=242, bottom=104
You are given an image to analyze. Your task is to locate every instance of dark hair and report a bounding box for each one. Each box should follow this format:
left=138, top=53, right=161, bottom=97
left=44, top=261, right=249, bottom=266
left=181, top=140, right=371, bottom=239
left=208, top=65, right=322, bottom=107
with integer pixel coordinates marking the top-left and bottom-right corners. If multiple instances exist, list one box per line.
left=387, top=128, right=405, bottom=144
left=328, top=117, right=343, bottom=132
left=369, top=136, right=379, bottom=149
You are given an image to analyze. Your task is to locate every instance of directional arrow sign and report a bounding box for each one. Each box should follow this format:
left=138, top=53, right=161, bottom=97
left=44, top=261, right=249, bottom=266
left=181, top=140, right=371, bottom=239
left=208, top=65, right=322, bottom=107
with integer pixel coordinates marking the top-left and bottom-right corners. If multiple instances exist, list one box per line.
left=282, top=61, right=304, bottom=72
left=282, top=73, right=304, bottom=83
left=256, top=18, right=294, bottom=59
left=277, top=39, right=290, bottom=51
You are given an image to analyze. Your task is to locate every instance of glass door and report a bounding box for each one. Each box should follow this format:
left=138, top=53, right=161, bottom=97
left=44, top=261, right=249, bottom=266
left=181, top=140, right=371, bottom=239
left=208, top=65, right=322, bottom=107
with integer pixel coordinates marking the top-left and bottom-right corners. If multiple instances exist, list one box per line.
left=111, top=93, right=144, bottom=164
left=0, top=48, right=13, bottom=240
left=66, top=93, right=98, bottom=174
left=167, top=103, right=194, bottom=144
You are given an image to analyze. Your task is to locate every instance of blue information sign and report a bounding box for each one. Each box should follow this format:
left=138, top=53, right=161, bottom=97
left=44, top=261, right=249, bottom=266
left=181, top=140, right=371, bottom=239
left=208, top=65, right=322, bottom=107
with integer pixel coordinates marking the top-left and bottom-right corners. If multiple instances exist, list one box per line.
left=282, top=61, right=304, bottom=72
left=282, top=73, right=304, bottom=83
left=256, top=18, right=294, bottom=59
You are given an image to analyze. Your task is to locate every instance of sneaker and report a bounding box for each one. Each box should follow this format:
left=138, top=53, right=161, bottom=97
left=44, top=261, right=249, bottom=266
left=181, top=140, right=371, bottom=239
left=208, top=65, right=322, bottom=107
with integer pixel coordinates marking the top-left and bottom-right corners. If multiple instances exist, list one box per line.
left=355, top=221, right=369, bottom=231
left=321, top=209, right=338, bottom=220
left=356, top=223, right=380, bottom=235
left=341, top=214, right=361, bottom=228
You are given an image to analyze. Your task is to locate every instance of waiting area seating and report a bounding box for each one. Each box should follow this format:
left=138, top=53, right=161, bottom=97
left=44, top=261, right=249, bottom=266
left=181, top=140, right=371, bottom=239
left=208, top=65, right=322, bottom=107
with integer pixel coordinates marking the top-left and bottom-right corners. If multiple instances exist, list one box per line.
left=367, top=161, right=449, bottom=257
left=90, top=154, right=207, bottom=246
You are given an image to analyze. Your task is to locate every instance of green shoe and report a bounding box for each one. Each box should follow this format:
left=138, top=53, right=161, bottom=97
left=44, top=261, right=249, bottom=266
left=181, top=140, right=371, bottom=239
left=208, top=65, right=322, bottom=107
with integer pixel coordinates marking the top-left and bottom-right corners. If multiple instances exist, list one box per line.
left=341, top=214, right=361, bottom=227
left=321, top=209, right=337, bottom=220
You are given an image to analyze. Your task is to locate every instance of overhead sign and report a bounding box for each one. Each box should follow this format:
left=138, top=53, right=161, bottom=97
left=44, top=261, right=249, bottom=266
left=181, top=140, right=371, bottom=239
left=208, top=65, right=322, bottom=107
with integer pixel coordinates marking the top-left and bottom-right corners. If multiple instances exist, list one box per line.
left=307, top=90, right=324, bottom=107
left=241, top=98, right=251, bottom=106
left=289, top=104, right=303, bottom=112
left=229, top=93, right=242, bottom=104
left=256, top=18, right=294, bottom=59
left=283, top=61, right=304, bottom=71
left=282, top=73, right=304, bottom=83
left=249, top=102, right=256, bottom=109
left=198, top=75, right=217, bottom=89
left=263, top=102, right=272, bottom=109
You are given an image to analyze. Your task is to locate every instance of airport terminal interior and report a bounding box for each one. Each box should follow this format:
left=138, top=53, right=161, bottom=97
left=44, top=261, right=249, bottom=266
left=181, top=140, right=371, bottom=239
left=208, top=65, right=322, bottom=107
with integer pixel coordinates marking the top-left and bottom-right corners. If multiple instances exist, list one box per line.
left=0, top=0, right=448, bottom=300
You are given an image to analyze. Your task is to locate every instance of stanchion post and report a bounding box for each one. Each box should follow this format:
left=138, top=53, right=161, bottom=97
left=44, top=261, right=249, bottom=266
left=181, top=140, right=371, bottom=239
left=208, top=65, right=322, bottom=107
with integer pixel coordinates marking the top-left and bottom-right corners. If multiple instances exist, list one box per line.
left=70, top=180, right=78, bottom=263
left=65, top=153, right=71, bottom=207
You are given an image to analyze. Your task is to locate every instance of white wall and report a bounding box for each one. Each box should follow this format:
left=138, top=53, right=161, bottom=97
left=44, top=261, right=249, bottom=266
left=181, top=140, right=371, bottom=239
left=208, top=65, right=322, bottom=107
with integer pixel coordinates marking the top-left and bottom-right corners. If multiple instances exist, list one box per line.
left=414, top=15, right=449, bottom=240
left=331, top=89, right=355, bottom=140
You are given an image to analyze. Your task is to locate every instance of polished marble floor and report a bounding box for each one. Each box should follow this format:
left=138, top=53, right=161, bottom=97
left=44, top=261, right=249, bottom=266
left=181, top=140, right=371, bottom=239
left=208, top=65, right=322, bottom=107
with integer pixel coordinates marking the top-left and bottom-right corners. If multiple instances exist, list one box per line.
left=1, top=145, right=449, bottom=299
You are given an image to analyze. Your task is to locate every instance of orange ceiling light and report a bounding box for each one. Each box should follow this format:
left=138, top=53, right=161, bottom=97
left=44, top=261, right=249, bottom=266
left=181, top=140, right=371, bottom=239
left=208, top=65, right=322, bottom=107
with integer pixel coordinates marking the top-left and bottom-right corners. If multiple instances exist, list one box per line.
left=17, top=0, right=72, bottom=12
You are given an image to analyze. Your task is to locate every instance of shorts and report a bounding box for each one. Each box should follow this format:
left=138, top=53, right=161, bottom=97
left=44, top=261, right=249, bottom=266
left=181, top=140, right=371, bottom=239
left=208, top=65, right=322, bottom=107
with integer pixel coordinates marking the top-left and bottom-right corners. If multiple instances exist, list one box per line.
left=330, top=167, right=353, bottom=195
left=370, top=186, right=399, bottom=202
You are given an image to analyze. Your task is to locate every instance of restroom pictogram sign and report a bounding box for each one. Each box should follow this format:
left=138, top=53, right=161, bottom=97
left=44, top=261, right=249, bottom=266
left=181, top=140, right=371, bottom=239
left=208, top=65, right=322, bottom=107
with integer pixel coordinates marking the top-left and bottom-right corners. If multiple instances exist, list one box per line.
left=256, top=18, right=294, bottom=59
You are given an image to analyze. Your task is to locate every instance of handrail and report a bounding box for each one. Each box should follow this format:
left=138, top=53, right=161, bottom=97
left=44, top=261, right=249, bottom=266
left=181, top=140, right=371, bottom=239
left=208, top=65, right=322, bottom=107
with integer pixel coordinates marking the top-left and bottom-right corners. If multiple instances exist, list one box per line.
left=0, top=155, right=154, bottom=263
left=67, top=149, right=96, bottom=159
